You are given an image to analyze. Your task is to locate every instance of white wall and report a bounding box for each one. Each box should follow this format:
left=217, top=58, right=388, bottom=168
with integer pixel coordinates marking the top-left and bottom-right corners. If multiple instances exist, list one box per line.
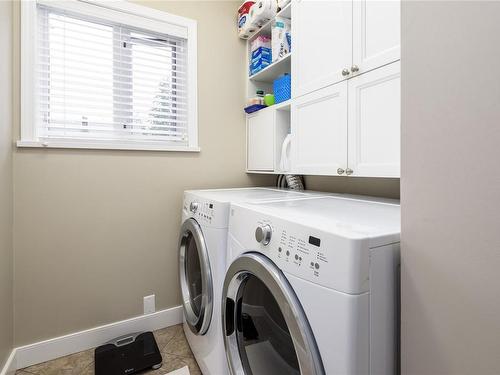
left=0, top=0, right=14, bottom=367
left=401, top=1, right=500, bottom=373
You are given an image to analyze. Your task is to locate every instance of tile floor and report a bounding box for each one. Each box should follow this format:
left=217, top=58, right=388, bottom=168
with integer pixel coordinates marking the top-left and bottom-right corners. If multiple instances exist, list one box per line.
left=16, top=324, right=202, bottom=375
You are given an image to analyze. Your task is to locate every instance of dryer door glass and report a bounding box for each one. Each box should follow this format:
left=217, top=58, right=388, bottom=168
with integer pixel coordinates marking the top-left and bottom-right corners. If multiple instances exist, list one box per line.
left=179, top=218, right=213, bottom=335
left=237, top=274, right=300, bottom=375
left=223, top=253, right=325, bottom=375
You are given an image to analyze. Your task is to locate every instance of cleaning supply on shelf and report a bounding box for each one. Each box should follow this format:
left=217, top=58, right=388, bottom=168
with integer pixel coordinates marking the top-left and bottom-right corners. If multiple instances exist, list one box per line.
left=252, top=46, right=272, bottom=62
left=249, top=37, right=272, bottom=76
left=245, top=90, right=268, bottom=113
left=272, top=16, right=291, bottom=62
left=248, top=97, right=263, bottom=106
left=250, top=47, right=271, bottom=75
left=249, top=0, right=278, bottom=28
left=250, top=35, right=271, bottom=51
left=250, top=59, right=270, bottom=76
left=244, top=104, right=267, bottom=114
left=247, top=90, right=265, bottom=106
left=250, top=36, right=272, bottom=71
left=273, top=74, right=291, bottom=104
left=264, top=94, right=275, bottom=106
left=237, top=1, right=257, bottom=39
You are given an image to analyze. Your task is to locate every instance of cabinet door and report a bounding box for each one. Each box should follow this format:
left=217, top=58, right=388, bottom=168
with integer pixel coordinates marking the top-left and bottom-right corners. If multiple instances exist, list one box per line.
left=292, top=0, right=352, bottom=97
left=352, top=0, right=400, bottom=74
left=292, top=82, right=348, bottom=175
left=247, top=110, right=275, bottom=171
left=347, top=61, right=400, bottom=177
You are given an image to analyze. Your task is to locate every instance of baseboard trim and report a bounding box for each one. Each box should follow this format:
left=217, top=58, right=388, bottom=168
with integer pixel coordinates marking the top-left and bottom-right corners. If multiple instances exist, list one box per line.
left=10, top=305, right=183, bottom=371
left=0, top=349, right=17, bottom=375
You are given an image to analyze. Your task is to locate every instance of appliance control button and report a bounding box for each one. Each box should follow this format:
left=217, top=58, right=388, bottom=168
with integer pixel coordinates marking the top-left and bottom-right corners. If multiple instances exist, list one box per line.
left=295, top=254, right=299, bottom=260
left=255, top=225, right=272, bottom=245
left=189, top=202, right=199, bottom=213
left=286, top=250, right=290, bottom=256
left=314, top=263, right=320, bottom=270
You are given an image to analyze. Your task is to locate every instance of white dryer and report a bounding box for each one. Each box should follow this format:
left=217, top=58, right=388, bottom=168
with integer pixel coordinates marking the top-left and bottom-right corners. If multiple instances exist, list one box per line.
left=178, top=188, right=325, bottom=375
left=222, top=196, right=400, bottom=375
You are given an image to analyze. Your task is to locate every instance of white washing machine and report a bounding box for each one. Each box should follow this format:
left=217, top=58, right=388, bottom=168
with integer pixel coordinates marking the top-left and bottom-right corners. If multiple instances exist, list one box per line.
left=222, top=196, right=401, bottom=375
left=178, top=188, right=327, bottom=375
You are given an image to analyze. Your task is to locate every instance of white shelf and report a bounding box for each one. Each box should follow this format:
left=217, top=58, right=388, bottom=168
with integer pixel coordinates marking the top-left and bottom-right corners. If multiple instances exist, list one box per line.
left=249, top=53, right=291, bottom=83
left=245, top=99, right=291, bottom=117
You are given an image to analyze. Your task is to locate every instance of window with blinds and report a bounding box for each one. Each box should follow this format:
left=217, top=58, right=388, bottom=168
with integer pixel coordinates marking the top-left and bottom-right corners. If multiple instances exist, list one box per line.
left=28, top=2, right=196, bottom=150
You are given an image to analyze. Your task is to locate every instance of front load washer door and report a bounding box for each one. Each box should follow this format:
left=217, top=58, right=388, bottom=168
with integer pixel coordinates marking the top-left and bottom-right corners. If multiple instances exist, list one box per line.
left=222, top=253, right=325, bottom=375
left=179, top=218, right=213, bottom=335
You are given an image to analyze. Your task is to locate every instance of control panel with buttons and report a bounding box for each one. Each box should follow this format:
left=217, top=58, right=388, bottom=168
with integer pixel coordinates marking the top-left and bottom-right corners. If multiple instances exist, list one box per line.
left=188, top=200, right=215, bottom=225
left=183, top=192, right=236, bottom=229
left=229, top=205, right=371, bottom=294
left=250, top=218, right=336, bottom=286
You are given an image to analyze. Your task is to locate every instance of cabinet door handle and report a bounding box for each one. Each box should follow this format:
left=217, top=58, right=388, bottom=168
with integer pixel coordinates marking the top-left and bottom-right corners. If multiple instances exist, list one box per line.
left=346, top=168, right=353, bottom=175
left=342, top=68, right=350, bottom=77
left=337, top=168, right=345, bottom=175
left=351, top=65, right=359, bottom=73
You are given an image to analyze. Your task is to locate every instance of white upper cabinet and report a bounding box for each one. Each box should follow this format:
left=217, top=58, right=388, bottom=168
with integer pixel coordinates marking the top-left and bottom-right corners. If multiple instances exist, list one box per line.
left=352, top=0, right=401, bottom=74
left=245, top=0, right=400, bottom=178
left=347, top=61, right=400, bottom=177
left=292, top=0, right=353, bottom=97
left=292, top=82, right=348, bottom=175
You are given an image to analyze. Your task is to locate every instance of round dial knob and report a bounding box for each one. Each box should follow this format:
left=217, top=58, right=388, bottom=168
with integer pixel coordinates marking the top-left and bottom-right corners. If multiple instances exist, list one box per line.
left=189, top=201, right=199, bottom=213
left=255, top=225, right=272, bottom=246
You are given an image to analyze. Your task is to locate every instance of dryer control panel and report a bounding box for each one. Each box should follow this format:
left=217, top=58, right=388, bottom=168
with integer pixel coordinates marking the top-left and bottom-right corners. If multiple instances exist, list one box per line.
left=229, top=205, right=371, bottom=294
left=255, top=219, right=340, bottom=284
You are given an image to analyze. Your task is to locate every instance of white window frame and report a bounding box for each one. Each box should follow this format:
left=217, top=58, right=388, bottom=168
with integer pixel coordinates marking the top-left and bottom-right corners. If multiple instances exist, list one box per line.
left=18, top=0, right=199, bottom=152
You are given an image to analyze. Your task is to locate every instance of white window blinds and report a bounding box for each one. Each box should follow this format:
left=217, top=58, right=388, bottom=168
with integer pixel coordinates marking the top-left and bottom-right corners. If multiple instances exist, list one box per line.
left=36, top=4, right=190, bottom=147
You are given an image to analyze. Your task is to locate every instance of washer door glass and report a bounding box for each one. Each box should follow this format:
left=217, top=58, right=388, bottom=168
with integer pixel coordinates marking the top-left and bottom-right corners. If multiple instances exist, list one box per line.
left=237, top=274, right=300, bottom=375
left=185, top=232, right=203, bottom=316
left=179, top=218, right=213, bottom=335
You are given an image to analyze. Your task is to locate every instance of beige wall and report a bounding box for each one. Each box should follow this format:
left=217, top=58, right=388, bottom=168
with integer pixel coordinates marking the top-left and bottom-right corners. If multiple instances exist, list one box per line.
left=305, top=176, right=400, bottom=199
left=401, top=2, right=500, bottom=374
left=12, top=1, right=273, bottom=346
left=0, top=0, right=14, bottom=366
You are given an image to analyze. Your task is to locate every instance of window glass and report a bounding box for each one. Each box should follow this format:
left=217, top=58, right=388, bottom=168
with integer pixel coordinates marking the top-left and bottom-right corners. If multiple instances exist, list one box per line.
left=36, top=4, right=190, bottom=147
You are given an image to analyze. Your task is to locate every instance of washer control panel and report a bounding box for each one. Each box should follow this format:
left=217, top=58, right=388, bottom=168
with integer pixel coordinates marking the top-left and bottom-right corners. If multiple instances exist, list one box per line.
left=186, top=199, right=215, bottom=225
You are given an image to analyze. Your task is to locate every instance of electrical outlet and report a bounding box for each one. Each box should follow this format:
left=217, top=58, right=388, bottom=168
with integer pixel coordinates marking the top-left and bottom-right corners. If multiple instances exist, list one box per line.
left=143, top=294, right=156, bottom=315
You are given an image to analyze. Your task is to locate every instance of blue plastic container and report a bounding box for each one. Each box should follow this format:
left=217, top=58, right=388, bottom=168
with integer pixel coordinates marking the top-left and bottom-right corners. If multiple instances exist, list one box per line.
left=273, top=74, right=291, bottom=104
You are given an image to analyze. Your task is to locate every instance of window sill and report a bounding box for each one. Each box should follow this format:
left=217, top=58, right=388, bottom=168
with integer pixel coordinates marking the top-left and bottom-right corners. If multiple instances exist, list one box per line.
left=17, top=140, right=201, bottom=153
